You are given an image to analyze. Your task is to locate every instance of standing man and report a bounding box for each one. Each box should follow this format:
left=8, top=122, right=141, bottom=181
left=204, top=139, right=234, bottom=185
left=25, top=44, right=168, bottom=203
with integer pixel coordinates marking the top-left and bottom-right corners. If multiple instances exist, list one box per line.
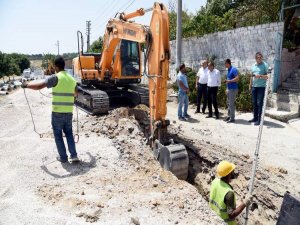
left=177, top=63, right=190, bottom=121
left=209, top=161, right=252, bottom=224
left=248, top=52, right=269, bottom=126
left=224, top=59, right=239, bottom=123
left=22, top=56, right=79, bottom=163
left=207, top=62, right=221, bottom=119
left=195, top=60, right=209, bottom=114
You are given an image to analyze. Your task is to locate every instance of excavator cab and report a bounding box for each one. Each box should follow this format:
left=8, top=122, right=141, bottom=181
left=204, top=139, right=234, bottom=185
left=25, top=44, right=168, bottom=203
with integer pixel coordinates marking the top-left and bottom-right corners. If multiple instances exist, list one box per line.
left=120, top=40, right=141, bottom=77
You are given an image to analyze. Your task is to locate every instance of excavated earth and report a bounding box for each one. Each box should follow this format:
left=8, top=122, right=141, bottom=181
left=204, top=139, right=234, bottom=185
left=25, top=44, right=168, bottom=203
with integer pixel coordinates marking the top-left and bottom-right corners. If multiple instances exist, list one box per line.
left=0, top=89, right=224, bottom=225
left=0, top=88, right=298, bottom=225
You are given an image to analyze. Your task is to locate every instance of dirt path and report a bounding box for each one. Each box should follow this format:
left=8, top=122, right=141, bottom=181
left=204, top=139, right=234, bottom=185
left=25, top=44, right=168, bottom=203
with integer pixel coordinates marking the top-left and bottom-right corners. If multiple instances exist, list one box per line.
left=0, top=89, right=224, bottom=225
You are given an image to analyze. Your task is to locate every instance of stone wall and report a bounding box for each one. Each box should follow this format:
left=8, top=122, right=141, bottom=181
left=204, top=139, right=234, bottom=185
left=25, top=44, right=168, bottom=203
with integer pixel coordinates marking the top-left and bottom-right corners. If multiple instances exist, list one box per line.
left=280, top=48, right=300, bottom=84
left=169, top=22, right=284, bottom=82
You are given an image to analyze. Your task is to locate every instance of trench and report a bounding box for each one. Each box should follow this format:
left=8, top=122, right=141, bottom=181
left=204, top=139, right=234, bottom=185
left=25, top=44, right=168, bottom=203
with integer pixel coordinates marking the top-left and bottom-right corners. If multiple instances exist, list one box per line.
left=97, top=106, right=283, bottom=225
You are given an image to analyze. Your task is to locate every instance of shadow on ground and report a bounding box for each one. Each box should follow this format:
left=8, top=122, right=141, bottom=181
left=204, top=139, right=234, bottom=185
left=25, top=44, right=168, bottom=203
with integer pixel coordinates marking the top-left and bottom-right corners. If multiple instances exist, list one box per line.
left=40, top=152, right=96, bottom=178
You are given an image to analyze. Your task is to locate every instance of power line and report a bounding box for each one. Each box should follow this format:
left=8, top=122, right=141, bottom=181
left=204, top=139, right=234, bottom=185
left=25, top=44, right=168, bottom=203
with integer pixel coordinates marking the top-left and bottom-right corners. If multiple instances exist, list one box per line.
left=91, top=0, right=117, bottom=22
left=91, top=0, right=136, bottom=41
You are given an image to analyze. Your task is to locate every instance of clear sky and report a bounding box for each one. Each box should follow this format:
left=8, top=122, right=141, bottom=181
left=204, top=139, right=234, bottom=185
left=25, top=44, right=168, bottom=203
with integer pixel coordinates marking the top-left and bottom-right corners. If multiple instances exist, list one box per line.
left=0, top=0, right=206, bottom=55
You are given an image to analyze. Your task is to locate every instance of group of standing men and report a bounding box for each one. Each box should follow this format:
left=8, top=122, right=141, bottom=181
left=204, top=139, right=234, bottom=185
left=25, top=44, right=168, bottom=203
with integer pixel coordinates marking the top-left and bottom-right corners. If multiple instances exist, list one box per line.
left=177, top=52, right=269, bottom=126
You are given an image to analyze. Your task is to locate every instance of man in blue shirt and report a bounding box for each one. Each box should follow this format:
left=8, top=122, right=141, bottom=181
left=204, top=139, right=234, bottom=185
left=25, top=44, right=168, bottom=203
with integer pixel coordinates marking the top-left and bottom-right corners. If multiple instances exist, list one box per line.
left=224, top=59, right=239, bottom=123
left=177, top=63, right=190, bottom=121
left=248, top=52, right=269, bottom=126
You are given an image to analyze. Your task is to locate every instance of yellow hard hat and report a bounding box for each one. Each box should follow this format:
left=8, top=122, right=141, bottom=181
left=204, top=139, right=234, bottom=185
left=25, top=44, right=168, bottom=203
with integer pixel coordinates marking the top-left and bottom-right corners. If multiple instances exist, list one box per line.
left=217, top=160, right=236, bottom=178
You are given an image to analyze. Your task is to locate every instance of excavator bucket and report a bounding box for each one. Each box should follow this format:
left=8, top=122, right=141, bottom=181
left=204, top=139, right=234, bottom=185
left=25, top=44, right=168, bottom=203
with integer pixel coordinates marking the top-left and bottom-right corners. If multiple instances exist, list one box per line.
left=154, top=140, right=189, bottom=180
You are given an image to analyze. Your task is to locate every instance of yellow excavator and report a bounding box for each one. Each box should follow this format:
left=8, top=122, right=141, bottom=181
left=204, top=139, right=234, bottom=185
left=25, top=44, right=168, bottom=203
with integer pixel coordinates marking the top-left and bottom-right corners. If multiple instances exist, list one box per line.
left=73, top=2, right=188, bottom=179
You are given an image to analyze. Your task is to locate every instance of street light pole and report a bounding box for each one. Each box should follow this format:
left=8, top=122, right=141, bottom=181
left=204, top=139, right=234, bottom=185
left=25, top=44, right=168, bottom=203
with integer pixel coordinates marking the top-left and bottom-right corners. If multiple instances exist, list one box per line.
left=176, top=0, right=182, bottom=70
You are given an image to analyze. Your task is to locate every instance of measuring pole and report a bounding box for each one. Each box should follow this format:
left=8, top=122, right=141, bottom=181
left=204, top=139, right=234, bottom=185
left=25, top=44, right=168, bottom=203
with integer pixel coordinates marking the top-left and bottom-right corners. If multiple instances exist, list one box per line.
left=55, top=40, right=60, bottom=55
left=244, top=68, right=272, bottom=225
left=175, top=0, right=182, bottom=69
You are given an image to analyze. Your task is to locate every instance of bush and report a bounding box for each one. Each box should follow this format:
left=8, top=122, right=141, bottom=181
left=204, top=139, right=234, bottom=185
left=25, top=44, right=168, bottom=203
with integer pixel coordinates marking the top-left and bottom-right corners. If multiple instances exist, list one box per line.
left=172, top=68, right=253, bottom=112
left=217, top=73, right=252, bottom=112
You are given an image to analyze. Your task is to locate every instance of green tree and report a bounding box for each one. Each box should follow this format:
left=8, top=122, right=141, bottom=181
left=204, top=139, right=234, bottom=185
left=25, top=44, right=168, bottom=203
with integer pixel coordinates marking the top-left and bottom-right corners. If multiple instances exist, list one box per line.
left=89, top=37, right=103, bottom=53
left=10, top=53, right=30, bottom=73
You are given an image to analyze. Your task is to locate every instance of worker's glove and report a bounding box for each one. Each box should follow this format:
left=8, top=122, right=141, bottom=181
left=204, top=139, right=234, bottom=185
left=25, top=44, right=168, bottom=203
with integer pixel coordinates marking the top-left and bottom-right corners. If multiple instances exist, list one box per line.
left=21, top=83, right=28, bottom=88
left=243, top=194, right=253, bottom=207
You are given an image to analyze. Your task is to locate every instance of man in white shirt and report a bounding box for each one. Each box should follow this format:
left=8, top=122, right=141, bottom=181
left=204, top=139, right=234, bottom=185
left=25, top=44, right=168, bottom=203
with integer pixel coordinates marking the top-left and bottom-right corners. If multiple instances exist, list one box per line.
left=195, top=60, right=209, bottom=114
left=207, top=62, right=221, bottom=119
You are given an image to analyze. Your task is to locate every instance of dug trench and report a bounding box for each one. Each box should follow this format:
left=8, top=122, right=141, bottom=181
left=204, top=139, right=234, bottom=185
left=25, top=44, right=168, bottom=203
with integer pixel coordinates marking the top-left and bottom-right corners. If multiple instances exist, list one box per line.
left=91, top=106, right=288, bottom=224
left=37, top=105, right=289, bottom=224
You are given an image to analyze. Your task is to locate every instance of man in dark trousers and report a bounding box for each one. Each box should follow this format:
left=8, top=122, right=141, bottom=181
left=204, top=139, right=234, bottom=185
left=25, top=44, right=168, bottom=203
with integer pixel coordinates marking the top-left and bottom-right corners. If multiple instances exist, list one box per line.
left=22, top=56, right=79, bottom=163
left=209, top=161, right=253, bottom=224
left=207, top=62, right=221, bottom=119
left=224, top=59, right=239, bottom=123
left=195, top=60, right=209, bottom=114
left=248, top=52, right=269, bottom=126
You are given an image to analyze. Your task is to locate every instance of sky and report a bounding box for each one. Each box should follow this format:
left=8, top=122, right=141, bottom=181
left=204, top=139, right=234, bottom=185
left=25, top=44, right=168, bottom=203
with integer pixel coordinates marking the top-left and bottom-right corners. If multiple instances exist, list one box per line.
left=0, top=0, right=206, bottom=55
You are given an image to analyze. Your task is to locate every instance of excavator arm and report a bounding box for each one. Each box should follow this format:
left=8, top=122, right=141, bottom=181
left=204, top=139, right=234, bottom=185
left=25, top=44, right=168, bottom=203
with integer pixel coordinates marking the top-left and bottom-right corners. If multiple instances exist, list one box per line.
left=147, top=3, right=188, bottom=180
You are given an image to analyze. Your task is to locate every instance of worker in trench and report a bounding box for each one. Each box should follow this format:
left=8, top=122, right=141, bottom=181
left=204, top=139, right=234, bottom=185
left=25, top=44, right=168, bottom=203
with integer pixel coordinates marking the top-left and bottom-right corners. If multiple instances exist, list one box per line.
left=21, top=56, right=79, bottom=163
left=209, top=161, right=252, bottom=224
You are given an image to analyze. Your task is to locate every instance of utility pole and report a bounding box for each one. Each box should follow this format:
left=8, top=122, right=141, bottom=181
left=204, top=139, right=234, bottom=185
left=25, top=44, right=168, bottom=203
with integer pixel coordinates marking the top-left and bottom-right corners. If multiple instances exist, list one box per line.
left=86, top=20, right=91, bottom=52
left=176, top=0, right=182, bottom=70
left=55, top=40, right=60, bottom=55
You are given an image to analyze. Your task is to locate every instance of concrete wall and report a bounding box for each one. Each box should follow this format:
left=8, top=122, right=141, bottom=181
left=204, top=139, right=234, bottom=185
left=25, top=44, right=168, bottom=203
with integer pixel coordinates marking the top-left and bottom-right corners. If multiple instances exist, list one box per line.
left=280, top=48, right=300, bottom=84
left=169, top=22, right=284, bottom=82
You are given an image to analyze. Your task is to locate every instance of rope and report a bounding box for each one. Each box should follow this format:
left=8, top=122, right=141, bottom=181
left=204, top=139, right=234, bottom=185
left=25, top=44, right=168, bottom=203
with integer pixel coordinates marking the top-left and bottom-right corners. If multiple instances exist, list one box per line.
left=39, top=90, right=52, bottom=98
left=23, top=89, right=43, bottom=138
left=74, top=103, right=80, bottom=143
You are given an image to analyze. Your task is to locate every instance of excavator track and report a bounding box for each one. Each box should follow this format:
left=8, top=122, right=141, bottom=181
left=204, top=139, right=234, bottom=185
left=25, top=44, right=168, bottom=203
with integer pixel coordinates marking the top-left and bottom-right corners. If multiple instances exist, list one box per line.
left=127, top=85, right=149, bottom=106
left=76, top=86, right=110, bottom=114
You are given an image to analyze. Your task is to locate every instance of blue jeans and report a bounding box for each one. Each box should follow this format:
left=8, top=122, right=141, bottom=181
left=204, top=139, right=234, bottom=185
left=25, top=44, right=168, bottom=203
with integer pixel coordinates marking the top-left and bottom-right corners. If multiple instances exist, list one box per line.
left=51, top=112, right=77, bottom=161
left=178, top=92, right=189, bottom=118
left=251, top=87, right=265, bottom=122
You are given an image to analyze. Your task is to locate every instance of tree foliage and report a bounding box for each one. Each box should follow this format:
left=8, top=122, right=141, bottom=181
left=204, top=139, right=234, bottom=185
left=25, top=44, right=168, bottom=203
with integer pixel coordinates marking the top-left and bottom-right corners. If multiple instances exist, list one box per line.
left=168, top=0, right=282, bottom=40
left=89, top=37, right=104, bottom=53
left=0, top=52, right=30, bottom=78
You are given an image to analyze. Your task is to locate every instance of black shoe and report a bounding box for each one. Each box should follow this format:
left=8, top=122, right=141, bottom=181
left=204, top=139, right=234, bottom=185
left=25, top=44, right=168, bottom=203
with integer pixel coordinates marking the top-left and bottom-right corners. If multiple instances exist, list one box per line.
left=206, top=115, right=212, bottom=118
left=254, top=121, right=260, bottom=126
left=215, top=114, right=219, bottom=119
left=70, top=156, right=80, bottom=163
left=195, top=110, right=200, bottom=114
left=227, top=119, right=235, bottom=123
left=224, top=117, right=230, bottom=122
left=56, top=156, right=68, bottom=163
left=248, top=118, right=258, bottom=123
left=202, top=109, right=205, bottom=114
left=184, top=114, right=191, bottom=118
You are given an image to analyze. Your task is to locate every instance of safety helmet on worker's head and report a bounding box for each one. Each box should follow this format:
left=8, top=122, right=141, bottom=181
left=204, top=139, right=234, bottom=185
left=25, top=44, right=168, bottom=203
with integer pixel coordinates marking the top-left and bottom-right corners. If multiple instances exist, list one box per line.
left=216, top=160, right=236, bottom=178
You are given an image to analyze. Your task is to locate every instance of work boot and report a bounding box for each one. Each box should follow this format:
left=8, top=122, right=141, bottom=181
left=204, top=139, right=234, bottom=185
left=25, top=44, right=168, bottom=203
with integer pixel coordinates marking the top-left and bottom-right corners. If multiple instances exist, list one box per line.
left=70, top=156, right=80, bottom=163
left=224, top=117, right=230, bottom=122
left=248, top=118, right=257, bottom=123
left=227, top=119, right=235, bottom=123
left=56, top=156, right=68, bottom=163
left=184, top=114, right=191, bottom=118
left=254, top=121, right=260, bottom=126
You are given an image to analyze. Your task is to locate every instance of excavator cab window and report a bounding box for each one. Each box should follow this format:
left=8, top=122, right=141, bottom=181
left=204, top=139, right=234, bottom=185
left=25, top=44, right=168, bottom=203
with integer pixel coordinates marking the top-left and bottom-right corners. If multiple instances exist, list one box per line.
left=120, top=40, right=140, bottom=77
